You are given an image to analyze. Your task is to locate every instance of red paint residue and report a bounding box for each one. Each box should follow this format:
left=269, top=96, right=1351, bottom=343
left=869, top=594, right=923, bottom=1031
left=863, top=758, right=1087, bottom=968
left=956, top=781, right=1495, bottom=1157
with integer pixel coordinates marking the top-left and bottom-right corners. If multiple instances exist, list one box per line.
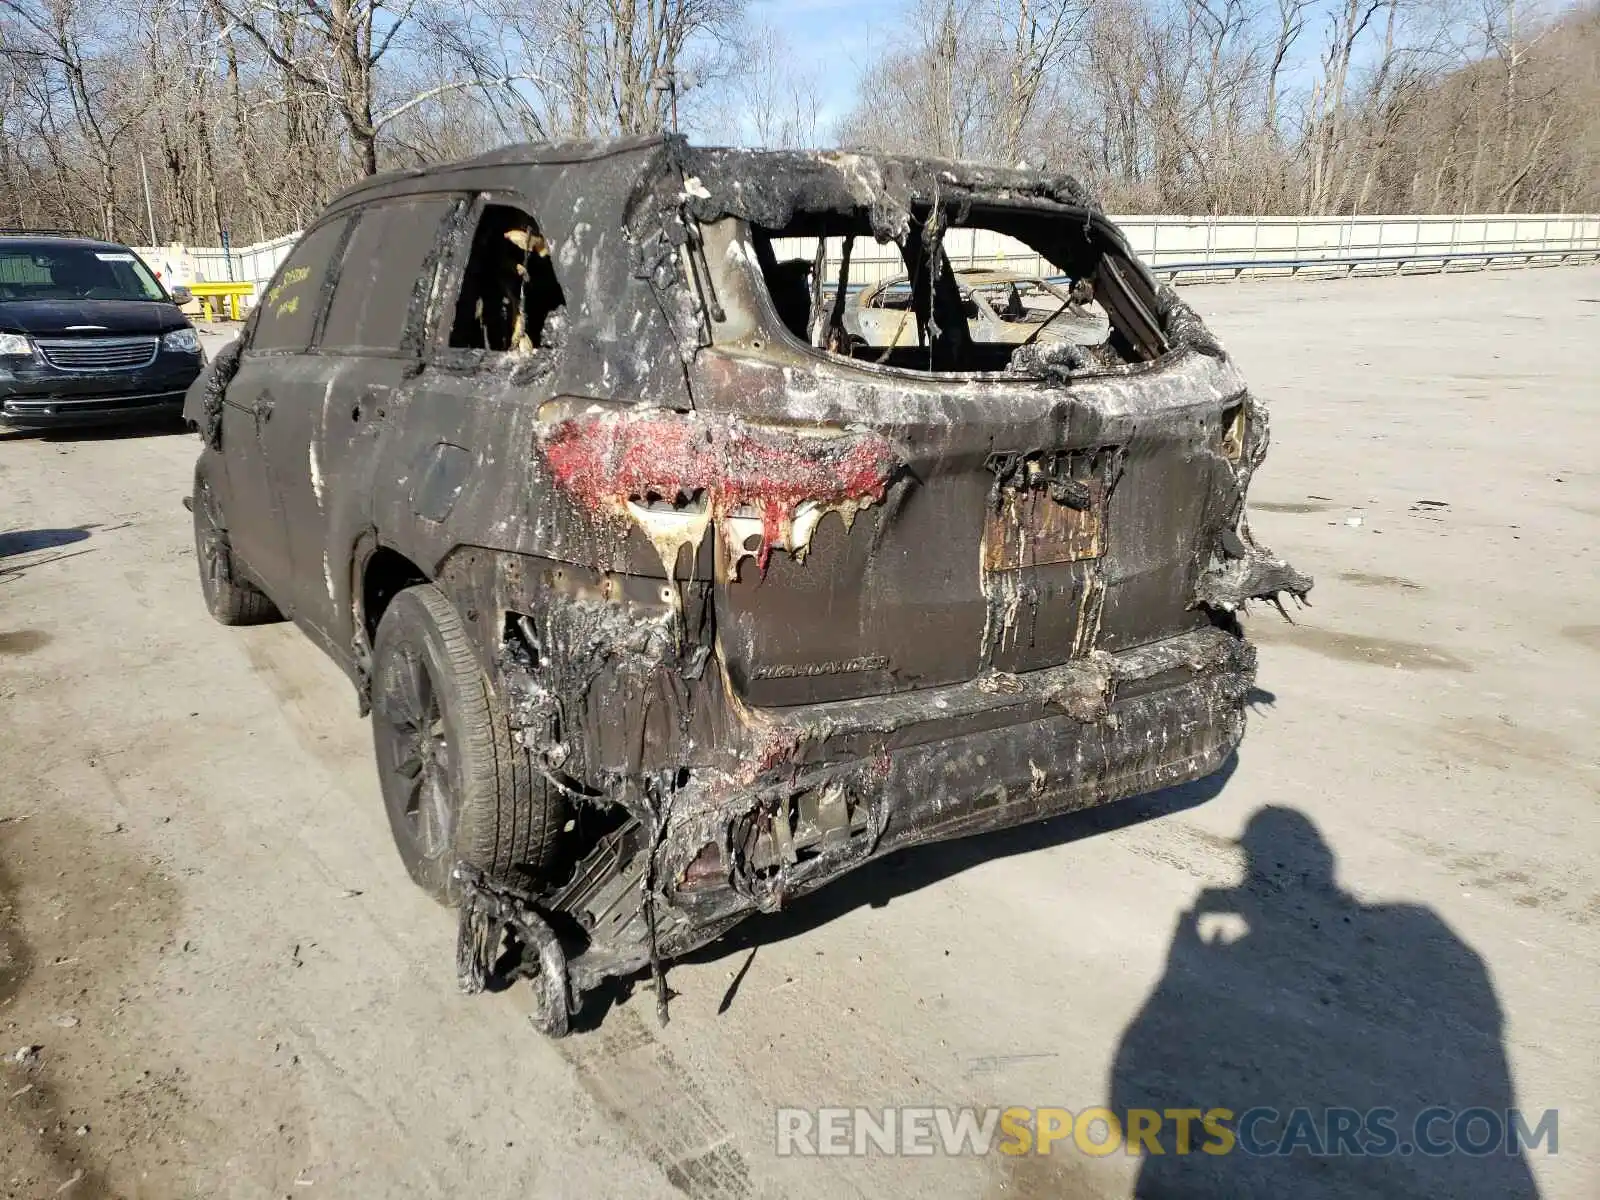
left=752, top=727, right=804, bottom=774
left=542, top=412, right=899, bottom=570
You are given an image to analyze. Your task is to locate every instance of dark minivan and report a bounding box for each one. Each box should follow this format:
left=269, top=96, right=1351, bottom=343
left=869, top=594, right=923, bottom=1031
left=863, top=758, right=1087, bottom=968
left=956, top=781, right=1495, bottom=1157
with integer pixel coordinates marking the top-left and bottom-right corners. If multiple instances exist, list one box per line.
left=187, top=137, right=1309, bottom=1034
left=0, top=233, right=205, bottom=427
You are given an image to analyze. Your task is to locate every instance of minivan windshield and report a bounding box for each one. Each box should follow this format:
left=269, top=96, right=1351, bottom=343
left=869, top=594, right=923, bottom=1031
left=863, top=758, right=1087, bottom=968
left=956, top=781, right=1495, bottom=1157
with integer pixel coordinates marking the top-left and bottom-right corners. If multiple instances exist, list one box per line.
left=0, top=245, right=167, bottom=303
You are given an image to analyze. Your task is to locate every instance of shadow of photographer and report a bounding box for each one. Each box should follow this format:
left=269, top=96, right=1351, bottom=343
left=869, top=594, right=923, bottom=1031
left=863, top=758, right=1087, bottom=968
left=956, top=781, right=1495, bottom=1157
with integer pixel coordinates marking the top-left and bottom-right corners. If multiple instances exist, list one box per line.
left=1109, top=805, right=1541, bottom=1198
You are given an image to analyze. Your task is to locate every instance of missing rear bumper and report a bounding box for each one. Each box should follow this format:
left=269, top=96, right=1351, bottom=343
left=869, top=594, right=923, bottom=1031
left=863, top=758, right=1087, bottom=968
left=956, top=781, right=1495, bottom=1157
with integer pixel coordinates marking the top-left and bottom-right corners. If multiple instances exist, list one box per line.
left=489, top=626, right=1254, bottom=1031
left=668, top=627, right=1252, bottom=919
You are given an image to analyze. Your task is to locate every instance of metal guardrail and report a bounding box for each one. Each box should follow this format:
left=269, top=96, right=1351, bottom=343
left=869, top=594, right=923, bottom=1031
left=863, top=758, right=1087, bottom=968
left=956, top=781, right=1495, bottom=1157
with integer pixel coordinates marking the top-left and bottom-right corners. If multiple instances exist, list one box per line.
left=1127, top=213, right=1600, bottom=281
left=1147, top=246, right=1600, bottom=282
left=794, top=213, right=1600, bottom=286
left=135, top=212, right=1600, bottom=311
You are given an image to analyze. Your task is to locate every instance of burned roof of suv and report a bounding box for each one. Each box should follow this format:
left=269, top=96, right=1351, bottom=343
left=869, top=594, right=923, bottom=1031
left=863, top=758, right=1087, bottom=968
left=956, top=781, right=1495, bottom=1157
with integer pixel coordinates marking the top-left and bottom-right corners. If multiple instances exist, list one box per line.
left=322, top=136, right=1107, bottom=239
left=670, top=145, right=1101, bottom=237
left=317, top=137, right=1135, bottom=333
left=298, top=137, right=1180, bottom=410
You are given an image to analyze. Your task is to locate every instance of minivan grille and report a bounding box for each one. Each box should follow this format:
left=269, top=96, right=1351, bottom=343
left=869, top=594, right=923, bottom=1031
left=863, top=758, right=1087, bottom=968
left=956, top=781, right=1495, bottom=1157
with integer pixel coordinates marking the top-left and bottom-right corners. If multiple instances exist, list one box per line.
left=35, top=336, right=159, bottom=371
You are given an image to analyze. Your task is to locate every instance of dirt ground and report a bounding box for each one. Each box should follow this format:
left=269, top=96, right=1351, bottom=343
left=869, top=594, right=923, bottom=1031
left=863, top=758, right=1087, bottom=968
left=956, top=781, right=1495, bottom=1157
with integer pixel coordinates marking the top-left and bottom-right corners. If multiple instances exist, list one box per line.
left=2, top=265, right=1597, bottom=1199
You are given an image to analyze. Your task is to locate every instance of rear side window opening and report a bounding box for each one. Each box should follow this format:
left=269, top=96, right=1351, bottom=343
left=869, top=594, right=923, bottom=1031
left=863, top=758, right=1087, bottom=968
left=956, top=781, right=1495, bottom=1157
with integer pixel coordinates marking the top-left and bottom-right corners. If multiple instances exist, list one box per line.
left=736, top=206, right=1164, bottom=377
left=448, top=203, right=567, bottom=354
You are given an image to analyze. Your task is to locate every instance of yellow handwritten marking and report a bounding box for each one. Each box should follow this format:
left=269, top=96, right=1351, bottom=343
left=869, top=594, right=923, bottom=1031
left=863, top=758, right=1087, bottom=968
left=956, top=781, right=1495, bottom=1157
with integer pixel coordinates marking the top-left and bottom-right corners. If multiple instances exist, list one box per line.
left=266, top=265, right=312, bottom=308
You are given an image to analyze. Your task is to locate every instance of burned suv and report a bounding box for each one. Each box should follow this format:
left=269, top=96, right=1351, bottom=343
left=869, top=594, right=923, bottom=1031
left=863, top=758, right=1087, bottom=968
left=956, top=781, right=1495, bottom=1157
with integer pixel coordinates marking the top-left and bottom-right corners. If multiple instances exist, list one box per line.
left=187, top=137, right=1308, bottom=1034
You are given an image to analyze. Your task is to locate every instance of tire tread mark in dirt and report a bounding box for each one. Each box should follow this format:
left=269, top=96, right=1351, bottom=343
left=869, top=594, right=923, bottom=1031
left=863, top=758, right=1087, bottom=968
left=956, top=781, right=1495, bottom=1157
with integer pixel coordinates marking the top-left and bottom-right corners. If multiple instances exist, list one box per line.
left=561, top=1005, right=754, bottom=1199
left=1105, top=818, right=1246, bottom=887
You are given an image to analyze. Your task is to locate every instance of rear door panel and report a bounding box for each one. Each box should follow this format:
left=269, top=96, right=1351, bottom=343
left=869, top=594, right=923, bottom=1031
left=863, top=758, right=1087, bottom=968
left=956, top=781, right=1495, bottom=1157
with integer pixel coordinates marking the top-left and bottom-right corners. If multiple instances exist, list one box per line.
left=273, top=198, right=459, bottom=642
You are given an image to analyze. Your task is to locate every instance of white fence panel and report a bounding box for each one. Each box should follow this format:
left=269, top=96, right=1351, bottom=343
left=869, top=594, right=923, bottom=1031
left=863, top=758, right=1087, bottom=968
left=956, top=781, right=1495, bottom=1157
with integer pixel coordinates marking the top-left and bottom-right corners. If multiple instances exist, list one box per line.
left=133, top=233, right=300, bottom=301
left=774, top=212, right=1598, bottom=289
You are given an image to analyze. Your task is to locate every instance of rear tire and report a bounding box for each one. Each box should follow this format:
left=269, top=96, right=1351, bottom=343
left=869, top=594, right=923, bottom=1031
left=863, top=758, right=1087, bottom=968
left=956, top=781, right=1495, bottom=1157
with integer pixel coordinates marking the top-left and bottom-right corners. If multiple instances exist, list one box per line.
left=193, top=469, right=282, bottom=625
left=370, top=583, right=564, bottom=902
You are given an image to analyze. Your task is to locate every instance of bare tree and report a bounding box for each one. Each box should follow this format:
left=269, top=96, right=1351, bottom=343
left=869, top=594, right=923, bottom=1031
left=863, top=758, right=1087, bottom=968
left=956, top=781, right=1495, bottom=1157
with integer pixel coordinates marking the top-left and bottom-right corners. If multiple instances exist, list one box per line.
left=839, top=0, right=1083, bottom=162
left=839, top=0, right=991, bottom=157
left=1, top=0, right=1596, bottom=244
left=1305, top=0, right=1386, bottom=211
left=1266, top=0, right=1311, bottom=134
left=995, top=0, right=1086, bottom=164
left=1, top=0, right=157, bottom=237
left=733, top=21, right=823, bottom=149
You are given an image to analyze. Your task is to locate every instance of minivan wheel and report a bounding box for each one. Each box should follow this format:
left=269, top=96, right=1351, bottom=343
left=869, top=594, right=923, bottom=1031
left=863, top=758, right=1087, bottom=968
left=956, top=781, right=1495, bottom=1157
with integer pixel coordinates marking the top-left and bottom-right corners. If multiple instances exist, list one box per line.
left=193, top=472, right=282, bottom=625
left=370, top=584, right=564, bottom=903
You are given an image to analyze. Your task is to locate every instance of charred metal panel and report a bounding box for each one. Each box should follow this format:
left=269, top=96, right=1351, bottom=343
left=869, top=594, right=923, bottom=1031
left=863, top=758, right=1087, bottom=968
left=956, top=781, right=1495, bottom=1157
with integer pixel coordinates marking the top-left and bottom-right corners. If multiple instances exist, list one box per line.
left=541, top=625, right=1258, bottom=998
left=676, top=313, right=1264, bottom=700
left=982, top=455, right=1110, bottom=570
left=436, top=546, right=730, bottom=782
left=411, top=442, right=473, bottom=522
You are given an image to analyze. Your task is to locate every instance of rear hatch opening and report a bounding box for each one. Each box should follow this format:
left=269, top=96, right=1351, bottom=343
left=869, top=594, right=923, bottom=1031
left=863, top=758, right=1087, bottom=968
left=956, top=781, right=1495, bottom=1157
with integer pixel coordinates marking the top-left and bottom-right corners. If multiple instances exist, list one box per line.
left=708, top=200, right=1174, bottom=383
left=667, top=167, right=1262, bottom=707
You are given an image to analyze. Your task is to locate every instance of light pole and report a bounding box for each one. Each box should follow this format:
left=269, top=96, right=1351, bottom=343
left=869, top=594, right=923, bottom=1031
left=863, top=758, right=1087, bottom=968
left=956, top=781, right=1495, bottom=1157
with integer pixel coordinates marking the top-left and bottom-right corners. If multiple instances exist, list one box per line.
left=139, top=151, right=158, bottom=246
left=650, top=69, right=697, bottom=133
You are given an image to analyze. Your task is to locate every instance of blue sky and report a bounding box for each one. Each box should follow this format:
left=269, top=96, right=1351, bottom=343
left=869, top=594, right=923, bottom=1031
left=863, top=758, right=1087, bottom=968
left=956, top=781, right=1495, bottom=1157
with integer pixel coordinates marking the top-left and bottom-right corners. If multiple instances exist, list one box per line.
left=718, top=0, right=1503, bottom=149
left=723, top=0, right=1352, bottom=148
left=746, top=0, right=895, bottom=80
left=735, top=0, right=905, bottom=138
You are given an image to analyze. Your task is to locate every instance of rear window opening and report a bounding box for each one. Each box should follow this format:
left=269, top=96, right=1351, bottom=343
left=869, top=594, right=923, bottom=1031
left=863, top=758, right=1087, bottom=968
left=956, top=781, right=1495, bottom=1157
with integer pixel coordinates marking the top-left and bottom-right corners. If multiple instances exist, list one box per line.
left=742, top=208, right=1153, bottom=377
left=449, top=204, right=567, bottom=354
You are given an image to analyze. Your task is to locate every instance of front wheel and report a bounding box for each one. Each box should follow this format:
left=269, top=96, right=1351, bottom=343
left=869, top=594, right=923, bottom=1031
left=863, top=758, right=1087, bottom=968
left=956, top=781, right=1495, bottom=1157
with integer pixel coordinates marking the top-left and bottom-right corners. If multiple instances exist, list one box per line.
left=370, top=583, right=564, bottom=902
left=193, top=469, right=282, bottom=625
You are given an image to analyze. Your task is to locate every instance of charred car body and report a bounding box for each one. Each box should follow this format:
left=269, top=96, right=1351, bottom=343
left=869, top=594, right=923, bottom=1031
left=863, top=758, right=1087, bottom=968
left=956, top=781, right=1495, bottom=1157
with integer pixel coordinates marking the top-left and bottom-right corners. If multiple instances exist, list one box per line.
left=186, top=137, right=1309, bottom=1034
